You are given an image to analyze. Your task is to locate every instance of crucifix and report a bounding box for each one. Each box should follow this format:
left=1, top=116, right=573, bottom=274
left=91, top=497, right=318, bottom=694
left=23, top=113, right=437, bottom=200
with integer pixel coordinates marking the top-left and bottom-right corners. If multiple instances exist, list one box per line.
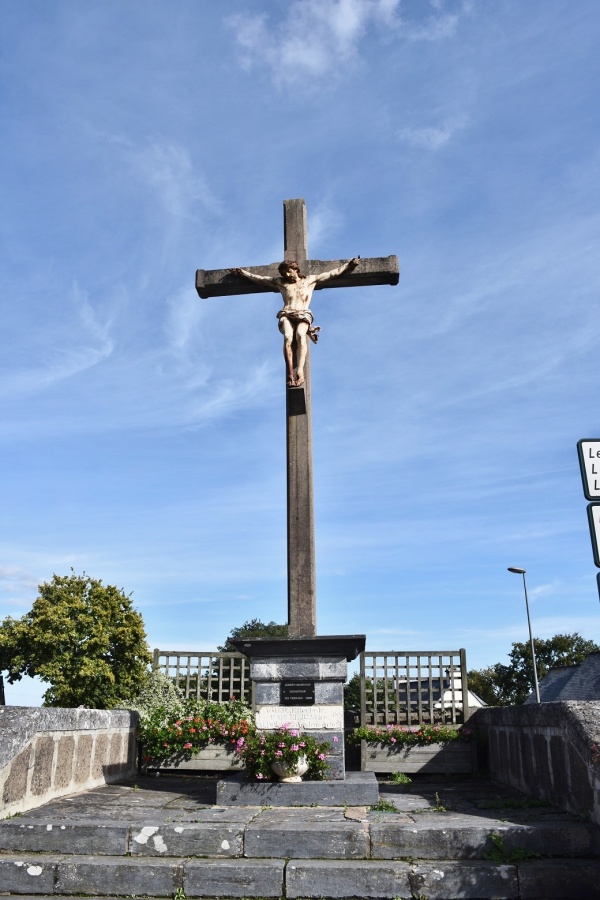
left=196, top=199, right=399, bottom=640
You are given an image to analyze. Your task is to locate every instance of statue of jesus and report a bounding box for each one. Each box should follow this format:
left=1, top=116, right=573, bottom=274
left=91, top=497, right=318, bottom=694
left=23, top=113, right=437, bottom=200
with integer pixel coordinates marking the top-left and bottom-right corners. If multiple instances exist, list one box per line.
left=232, top=257, right=359, bottom=387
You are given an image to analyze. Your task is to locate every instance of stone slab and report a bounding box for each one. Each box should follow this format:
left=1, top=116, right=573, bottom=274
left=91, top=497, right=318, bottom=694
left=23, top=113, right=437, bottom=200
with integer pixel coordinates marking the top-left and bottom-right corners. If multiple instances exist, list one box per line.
left=409, top=860, right=519, bottom=899
left=183, top=857, right=284, bottom=897
left=370, top=819, right=600, bottom=860
left=216, top=771, right=379, bottom=807
left=0, top=855, right=57, bottom=894
left=250, top=657, right=348, bottom=682
left=55, top=854, right=179, bottom=896
left=518, top=858, right=600, bottom=898
left=129, top=822, right=244, bottom=857
left=255, top=680, right=344, bottom=705
left=286, top=859, right=412, bottom=898
left=0, top=820, right=129, bottom=855
left=245, top=810, right=369, bottom=858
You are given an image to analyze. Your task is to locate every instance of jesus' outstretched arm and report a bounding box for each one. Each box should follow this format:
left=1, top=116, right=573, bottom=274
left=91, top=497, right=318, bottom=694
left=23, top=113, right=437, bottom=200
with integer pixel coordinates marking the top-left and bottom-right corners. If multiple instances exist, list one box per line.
left=311, top=257, right=360, bottom=286
left=231, top=267, right=279, bottom=290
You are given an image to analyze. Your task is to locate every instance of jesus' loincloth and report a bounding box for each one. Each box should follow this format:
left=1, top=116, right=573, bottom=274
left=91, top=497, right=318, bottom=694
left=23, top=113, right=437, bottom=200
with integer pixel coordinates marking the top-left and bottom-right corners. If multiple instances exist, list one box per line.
left=276, top=308, right=321, bottom=344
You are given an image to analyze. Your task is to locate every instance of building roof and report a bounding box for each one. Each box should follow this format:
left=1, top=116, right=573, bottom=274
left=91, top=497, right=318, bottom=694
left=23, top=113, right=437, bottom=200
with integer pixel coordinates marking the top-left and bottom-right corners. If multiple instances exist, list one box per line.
left=525, top=651, right=600, bottom=703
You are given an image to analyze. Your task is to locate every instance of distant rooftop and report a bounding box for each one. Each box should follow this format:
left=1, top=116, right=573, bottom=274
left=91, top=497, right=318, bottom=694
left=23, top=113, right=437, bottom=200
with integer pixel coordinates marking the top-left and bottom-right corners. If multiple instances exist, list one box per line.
left=525, top=651, right=600, bottom=703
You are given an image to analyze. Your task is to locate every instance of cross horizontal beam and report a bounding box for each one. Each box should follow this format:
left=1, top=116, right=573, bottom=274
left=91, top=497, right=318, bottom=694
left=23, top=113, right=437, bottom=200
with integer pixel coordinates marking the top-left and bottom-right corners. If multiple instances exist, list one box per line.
left=196, top=255, right=399, bottom=300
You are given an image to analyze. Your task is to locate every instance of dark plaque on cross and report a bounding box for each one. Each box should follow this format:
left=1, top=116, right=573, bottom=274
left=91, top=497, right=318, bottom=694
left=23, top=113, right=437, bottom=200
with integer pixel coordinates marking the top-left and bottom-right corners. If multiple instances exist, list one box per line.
left=196, top=199, right=398, bottom=639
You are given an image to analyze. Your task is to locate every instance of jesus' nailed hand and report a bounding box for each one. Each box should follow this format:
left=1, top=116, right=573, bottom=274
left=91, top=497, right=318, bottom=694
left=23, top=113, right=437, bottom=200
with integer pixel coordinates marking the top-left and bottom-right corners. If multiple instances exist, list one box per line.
left=232, top=257, right=360, bottom=388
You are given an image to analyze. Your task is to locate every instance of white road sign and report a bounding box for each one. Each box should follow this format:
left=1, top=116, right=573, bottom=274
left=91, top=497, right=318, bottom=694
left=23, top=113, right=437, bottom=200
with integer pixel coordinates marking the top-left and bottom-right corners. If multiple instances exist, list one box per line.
left=577, top=440, right=600, bottom=500
left=586, top=503, right=600, bottom=568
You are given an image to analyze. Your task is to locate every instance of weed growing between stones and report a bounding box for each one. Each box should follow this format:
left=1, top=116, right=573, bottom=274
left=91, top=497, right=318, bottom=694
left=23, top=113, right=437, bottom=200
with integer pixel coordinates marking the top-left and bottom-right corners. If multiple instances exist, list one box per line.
left=173, top=889, right=186, bottom=900
left=432, top=791, right=446, bottom=811
left=485, top=832, right=541, bottom=864
left=389, top=772, right=412, bottom=784
left=371, top=798, right=399, bottom=813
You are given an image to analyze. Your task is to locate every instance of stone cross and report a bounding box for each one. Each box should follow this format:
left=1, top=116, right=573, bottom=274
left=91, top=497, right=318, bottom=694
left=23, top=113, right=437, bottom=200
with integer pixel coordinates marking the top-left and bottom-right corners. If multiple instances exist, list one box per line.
left=196, top=199, right=398, bottom=639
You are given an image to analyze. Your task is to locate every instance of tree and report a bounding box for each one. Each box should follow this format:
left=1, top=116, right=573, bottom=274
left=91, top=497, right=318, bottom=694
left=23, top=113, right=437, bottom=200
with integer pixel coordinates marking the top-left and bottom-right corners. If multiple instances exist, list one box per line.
left=468, top=633, right=600, bottom=706
left=218, top=618, right=288, bottom=652
left=0, top=571, right=151, bottom=708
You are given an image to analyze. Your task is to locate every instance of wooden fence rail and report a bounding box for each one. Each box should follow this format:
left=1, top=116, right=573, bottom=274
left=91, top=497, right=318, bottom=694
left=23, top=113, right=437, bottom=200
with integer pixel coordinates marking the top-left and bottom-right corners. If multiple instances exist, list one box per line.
left=360, top=649, right=470, bottom=728
left=152, top=649, right=252, bottom=704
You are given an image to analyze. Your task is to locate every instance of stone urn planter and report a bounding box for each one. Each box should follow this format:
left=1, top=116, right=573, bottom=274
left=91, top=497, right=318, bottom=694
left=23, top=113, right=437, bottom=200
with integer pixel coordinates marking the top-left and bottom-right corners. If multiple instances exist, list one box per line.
left=270, top=755, right=309, bottom=782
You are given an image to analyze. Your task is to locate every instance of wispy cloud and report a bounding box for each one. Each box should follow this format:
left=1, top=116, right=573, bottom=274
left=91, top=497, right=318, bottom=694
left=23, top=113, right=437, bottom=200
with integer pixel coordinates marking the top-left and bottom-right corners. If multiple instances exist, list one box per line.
left=226, top=0, right=401, bottom=84
left=0, top=282, right=114, bottom=398
left=397, top=115, right=467, bottom=150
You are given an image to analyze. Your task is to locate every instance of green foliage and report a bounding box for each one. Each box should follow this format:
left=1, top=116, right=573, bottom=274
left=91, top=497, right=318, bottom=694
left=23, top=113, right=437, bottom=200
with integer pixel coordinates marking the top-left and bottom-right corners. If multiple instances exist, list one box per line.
left=344, top=673, right=361, bottom=710
left=138, top=695, right=254, bottom=763
left=468, top=632, right=599, bottom=706
left=0, top=571, right=151, bottom=708
left=236, top=724, right=331, bottom=782
left=485, top=832, right=540, bottom=864
left=131, top=669, right=186, bottom=723
left=371, top=798, right=399, bottom=813
left=389, top=772, right=412, bottom=784
left=350, top=723, right=474, bottom=746
left=218, top=618, right=288, bottom=652
left=432, top=791, right=446, bottom=812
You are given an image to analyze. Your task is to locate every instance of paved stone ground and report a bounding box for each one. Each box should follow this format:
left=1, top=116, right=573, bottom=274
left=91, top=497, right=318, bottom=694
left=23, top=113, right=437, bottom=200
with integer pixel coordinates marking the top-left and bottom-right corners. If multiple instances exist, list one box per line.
left=1, top=773, right=599, bottom=898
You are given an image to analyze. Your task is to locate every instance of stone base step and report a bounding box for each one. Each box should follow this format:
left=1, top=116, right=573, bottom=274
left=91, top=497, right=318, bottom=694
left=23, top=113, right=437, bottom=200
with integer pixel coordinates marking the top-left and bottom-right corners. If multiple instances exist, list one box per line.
left=1, top=854, right=599, bottom=899
left=217, top=770, right=379, bottom=806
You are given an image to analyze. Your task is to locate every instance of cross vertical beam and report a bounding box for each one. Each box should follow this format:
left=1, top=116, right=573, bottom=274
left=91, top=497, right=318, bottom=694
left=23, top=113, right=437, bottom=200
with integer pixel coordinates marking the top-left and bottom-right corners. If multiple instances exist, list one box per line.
left=284, top=199, right=316, bottom=638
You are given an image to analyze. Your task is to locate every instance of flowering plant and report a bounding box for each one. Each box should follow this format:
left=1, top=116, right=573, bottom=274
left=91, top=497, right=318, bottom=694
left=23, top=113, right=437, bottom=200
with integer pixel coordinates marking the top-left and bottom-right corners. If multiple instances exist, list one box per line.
left=138, top=696, right=255, bottom=763
left=350, top=723, right=474, bottom=746
left=235, top=724, right=331, bottom=781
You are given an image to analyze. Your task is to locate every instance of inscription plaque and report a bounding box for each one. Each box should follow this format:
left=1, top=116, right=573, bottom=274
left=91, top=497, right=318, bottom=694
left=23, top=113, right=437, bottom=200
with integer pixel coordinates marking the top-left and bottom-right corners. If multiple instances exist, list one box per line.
left=255, top=705, right=344, bottom=730
left=281, top=680, right=315, bottom=706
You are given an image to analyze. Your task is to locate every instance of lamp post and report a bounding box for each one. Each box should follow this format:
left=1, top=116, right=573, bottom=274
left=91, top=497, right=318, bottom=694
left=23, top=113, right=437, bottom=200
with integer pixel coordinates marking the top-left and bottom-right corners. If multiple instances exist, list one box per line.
left=507, top=567, right=541, bottom=704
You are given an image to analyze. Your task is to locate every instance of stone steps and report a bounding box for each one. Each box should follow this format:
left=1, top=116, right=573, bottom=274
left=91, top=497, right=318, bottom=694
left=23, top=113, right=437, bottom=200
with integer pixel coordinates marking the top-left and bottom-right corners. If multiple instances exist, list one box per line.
left=0, top=813, right=598, bottom=860
left=1, top=854, right=600, bottom=898
left=0, top=775, right=598, bottom=898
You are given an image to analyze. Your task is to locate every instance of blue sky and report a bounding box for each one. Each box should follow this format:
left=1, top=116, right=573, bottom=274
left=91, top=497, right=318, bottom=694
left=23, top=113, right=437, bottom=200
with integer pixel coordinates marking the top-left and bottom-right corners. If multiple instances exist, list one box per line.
left=2, top=1, right=600, bottom=706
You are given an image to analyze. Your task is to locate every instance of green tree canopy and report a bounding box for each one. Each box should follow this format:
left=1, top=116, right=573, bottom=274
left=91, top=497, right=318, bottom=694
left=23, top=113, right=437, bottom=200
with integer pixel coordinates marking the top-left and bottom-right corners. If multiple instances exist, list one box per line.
left=218, top=618, right=288, bottom=652
left=0, top=571, right=151, bottom=708
left=468, top=632, right=600, bottom=706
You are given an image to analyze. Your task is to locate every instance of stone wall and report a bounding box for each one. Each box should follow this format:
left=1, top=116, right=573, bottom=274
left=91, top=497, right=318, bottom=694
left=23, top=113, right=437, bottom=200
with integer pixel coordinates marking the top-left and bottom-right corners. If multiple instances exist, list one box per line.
left=471, top=701, right=600, bottom=826
left=0, top=707, right=138, bottom=818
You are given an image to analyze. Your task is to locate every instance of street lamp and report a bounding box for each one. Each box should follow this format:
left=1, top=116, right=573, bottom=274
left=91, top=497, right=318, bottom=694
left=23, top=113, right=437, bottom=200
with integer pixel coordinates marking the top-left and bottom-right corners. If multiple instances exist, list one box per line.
left=507, top=567, right=541, bottom=704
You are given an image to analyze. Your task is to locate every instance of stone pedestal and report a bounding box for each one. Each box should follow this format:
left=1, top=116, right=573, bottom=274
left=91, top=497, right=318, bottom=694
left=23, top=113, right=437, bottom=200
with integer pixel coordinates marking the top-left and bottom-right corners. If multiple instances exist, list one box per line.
left=232, top=636, right=365, bottom=782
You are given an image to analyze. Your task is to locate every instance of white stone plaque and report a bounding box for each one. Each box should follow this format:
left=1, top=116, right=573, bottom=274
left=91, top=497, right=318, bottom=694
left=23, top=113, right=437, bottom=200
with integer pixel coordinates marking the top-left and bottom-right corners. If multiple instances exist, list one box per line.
left=577, top=440, right=600, bottom=500
left=255, top=704, right=344, bottom=731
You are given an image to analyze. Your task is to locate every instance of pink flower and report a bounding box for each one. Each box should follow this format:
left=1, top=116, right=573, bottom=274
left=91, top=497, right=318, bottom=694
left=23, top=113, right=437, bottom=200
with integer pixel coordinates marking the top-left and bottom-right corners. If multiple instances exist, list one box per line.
left=278, top=743, right=285, bottom=748
left=290, top=744, right=299, bottom=752
left=183, top=742, right=193, bottom=750
left=260, top=750, right=265, bottom=756
left=290, top=729, right=299, bottom=737
left=318, top=753, right=326, bottom=760
left=333, top=736, right=339, bottom=743
left=256, top=773, right=264, bottom=780
left=276, top=750, right=283, bottom=757
left=299, top=742, right=306, bottom=747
